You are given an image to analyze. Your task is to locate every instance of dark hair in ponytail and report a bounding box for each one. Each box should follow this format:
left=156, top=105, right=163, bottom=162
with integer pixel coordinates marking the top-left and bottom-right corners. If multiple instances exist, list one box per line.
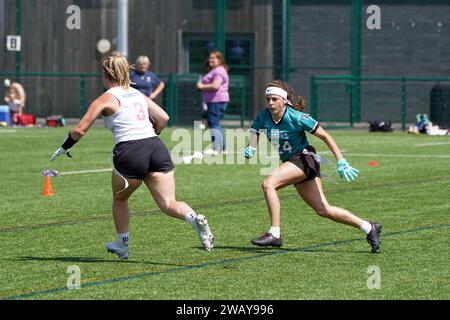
left=265, top=80, right=306, bottom=111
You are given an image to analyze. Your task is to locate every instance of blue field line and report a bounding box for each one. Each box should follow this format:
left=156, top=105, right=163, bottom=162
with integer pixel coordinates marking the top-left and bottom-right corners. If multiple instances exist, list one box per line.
left=3, top=222, right=449, bottom=300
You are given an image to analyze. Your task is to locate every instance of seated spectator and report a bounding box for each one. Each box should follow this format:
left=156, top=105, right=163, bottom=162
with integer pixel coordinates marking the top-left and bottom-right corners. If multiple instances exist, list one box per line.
left=4, top=79, right=26, bottom=125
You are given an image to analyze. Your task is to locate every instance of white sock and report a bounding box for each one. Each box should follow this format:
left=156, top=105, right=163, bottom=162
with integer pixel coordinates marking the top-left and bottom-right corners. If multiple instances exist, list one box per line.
left=360, top=221, right=372, bottom=235
left=185, top=211, right=197, bottom=226
left=117, top=232, right=129, bottom=247
left=269, top=226, right=281, bottom=238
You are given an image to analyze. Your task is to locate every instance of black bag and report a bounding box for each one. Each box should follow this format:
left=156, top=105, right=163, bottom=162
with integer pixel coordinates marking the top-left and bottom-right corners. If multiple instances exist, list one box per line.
left=369, top=120, right=393, bottom=132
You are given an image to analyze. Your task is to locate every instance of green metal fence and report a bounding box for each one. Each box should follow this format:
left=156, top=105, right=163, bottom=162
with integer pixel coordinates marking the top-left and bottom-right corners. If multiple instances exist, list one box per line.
left=311, top=75, right=450, bottom=129
left=4, top=72, right=448, bottom=129
left=160, top=73, right=248, bottom=127
left=4, top=0, right=450, bottom=127
left=0, top=72, right=248, bottom=127
left=0, top=72, right=103, bottom=118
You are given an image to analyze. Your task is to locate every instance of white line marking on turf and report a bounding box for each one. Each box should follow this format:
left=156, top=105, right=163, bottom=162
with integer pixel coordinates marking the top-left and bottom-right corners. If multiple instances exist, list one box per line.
left=318, top=150, right=347, bottom=155
left=415, top=142, right=450, bottom=147
left=345, top=153, right=450, bottom=159
left=0, top=130, right=17, bottom=134
left=170, top=150, right=347, bottom=156
left=59, top=168, right=112, bottom=176
left=171, top=151, right=450, bottom=160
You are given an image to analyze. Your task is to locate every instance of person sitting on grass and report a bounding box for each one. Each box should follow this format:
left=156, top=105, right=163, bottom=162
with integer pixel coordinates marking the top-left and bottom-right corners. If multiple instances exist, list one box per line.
left=4, top=79, right=26, bottom=125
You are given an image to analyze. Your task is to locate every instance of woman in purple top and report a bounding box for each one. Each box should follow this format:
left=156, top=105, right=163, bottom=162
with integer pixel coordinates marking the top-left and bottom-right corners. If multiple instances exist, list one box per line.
left=197, top=50, right=230, bottom=154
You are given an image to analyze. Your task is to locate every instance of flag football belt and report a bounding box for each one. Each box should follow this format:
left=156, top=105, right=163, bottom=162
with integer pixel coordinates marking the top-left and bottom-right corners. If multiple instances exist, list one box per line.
left=302, top=148, right=322, bottom=164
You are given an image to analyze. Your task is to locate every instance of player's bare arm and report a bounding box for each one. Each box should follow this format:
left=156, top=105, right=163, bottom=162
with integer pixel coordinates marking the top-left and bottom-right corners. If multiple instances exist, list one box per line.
left=71, top=93, right=118, bottom=140
left=145, top=96, right=169, bottom=135
left=313, top=126, right=344, bottom=161
left=244, top=128, right=260, bottom=159
left=248, top=129, right=259, bottom=148
left=50, top=93, right=116, bottom=161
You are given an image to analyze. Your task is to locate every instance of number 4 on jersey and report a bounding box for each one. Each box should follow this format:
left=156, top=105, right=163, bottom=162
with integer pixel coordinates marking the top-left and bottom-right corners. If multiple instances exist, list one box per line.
left=282, top=140, right=292, bottom=153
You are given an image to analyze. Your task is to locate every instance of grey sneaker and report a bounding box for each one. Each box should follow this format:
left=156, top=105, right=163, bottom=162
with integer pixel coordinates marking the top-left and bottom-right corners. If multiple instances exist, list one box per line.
left=106, top=242, right=129, bottom=260
left=251, top=233, right=283, bottom=247
left=366, top=222, right=382, bottom=253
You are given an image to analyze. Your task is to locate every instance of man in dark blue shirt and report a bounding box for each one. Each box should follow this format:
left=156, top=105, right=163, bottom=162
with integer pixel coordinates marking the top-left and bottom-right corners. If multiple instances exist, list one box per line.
left=130, top=55, right=165, bottom=99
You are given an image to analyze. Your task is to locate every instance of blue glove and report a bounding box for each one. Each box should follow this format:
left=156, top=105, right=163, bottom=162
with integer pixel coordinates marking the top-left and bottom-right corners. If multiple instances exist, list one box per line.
left=337, top=159, right=359, bottom=182
left=244, top=146, right=256, bottom=159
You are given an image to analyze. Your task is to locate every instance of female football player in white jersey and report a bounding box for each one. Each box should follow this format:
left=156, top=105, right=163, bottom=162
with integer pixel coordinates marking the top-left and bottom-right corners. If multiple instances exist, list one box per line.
left=244, top=80, right=381, bottom=253
left=51, top=56, right=213, bottom=259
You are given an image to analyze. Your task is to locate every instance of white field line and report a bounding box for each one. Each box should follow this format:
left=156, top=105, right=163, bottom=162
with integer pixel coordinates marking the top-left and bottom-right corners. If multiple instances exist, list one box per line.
left=0, top=130, right=17, bottom=134
left=57, top=152, right=450, bottom=175
left=169, top=150, right=347, bottom=156
left=318, top=150, right=347, bottom=155
left=345, top=153, right=450, bottom=159
left=59, top=168, right=112, bottom=176
left=415, top=142, right=450, bottom=147
left=171, top=151, right=450, bottom=159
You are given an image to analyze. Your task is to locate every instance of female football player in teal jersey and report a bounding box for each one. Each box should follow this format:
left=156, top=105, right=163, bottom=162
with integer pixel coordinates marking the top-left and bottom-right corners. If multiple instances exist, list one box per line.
left=244, top=80, right=381, bottom=253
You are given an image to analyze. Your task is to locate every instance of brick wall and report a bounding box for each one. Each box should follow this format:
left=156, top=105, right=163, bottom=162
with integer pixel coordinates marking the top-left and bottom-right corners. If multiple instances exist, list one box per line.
left=289, top=0, right=450, bottom=123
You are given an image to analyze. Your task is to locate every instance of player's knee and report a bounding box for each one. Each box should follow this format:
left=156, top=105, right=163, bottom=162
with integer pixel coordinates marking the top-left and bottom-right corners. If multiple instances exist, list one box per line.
left=158, top=199, right=175, bottom=214
left=113, top=192, right=130, bottom=202
left=158, top=201, right=171, bottom=213
left=261, top=179, right=275, bottom=193
left=315, top=205, right=330, bottom=217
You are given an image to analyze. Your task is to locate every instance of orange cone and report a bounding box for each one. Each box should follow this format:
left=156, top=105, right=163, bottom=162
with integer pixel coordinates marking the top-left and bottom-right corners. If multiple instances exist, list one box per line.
left=42, top=176, right=54, bottom=197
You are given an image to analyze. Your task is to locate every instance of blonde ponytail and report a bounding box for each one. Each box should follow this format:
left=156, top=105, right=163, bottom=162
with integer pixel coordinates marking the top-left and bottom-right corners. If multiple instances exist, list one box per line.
left=102, top=56, right=133, bottom=89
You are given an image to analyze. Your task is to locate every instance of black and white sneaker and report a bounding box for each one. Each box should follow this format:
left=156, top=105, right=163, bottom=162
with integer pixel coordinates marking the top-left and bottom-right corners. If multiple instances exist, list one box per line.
left=192, top=214, right=214, bottom=251
left=366, top=222, right=382, bottom=253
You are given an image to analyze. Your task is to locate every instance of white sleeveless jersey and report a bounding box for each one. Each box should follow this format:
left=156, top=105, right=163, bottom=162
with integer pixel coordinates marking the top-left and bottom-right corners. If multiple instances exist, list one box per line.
left=103, top=86, right=157, bottom=144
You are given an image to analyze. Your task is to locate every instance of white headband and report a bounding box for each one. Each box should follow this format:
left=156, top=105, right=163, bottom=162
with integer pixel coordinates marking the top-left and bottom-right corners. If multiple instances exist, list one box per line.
left=265, top=87, right=288, bottom=100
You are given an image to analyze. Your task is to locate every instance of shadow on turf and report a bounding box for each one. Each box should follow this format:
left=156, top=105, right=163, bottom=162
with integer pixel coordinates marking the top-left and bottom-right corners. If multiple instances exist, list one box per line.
left=14, top=244, right=370, bottom=266
left=11, top=256, right=189, bottom=266
left=287, top=248, right=371, bottom=254
left=191, top=245, right=275, bottom=254
left=11, top=256, right=139, bottom=264
left=213, top=245, right=370, bottom=255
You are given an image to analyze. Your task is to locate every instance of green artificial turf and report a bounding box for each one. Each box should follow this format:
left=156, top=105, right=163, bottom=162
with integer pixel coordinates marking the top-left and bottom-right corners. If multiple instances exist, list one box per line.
left=0, top=127, right=449, bottom=299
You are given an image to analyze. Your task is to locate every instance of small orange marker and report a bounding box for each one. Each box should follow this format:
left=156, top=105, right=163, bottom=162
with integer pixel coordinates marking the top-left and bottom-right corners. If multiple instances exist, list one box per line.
left=368, top=161, right=379, bottom=167
left=42, top=176, right=54, bottom=197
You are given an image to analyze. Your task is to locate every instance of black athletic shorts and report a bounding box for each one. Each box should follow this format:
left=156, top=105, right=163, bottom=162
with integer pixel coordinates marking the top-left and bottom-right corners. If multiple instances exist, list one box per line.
left=286, top=145, right=321, bottom=185
left=113, top=136, right=175, bottom=180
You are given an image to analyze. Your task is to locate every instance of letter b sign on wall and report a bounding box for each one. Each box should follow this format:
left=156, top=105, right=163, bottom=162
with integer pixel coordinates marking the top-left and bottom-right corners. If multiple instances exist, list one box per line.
left=6, top=35, right=21, bottom=51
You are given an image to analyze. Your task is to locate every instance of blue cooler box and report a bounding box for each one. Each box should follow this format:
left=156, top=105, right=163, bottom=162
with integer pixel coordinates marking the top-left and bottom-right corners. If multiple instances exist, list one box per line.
left=0, top=105, right=11, bottom=126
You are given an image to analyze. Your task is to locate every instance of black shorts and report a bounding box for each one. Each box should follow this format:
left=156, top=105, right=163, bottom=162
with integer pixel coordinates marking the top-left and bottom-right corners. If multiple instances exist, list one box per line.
left=286, top=145, right=321, bottom=185
left=113, top=136, right=175, bottom=180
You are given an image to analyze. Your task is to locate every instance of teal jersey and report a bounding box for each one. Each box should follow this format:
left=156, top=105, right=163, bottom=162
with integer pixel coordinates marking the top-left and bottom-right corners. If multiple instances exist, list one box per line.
left=251, top=107, right=320, bottom=162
